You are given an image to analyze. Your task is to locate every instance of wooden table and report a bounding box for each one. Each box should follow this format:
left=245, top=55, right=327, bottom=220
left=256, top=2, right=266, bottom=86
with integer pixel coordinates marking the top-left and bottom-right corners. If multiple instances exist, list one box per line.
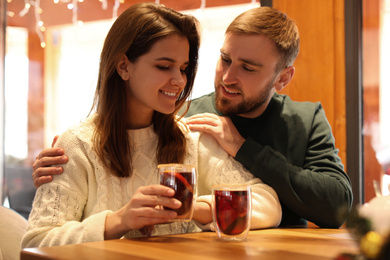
left=21, top=228, right=360, bottom=260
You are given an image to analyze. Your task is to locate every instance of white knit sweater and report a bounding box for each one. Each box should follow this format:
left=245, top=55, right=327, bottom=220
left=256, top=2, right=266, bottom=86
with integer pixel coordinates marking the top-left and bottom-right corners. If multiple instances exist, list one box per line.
left=22, top=116, right=281, bottom=248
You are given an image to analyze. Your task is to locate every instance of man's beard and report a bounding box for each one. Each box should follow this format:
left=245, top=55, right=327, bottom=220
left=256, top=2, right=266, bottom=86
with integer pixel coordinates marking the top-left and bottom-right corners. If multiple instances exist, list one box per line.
left=215, top=79, right=275, bottom=116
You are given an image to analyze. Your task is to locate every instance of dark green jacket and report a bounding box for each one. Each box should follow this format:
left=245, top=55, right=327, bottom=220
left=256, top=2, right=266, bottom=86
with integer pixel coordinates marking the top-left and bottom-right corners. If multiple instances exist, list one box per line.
left=184, top=92, right=353, bottom=228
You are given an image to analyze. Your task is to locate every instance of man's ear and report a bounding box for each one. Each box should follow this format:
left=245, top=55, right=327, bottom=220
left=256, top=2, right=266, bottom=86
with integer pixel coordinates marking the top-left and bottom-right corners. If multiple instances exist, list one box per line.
left=116, top=54, right=131, bottom=80
left=274, top=66, right=295, bottom=92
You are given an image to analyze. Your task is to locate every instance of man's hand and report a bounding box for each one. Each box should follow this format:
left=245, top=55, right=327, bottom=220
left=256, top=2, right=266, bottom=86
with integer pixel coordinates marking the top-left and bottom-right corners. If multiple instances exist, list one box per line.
left=185, top=113, right=245, bottom=157
left=32, top=136, right=68, bottom=188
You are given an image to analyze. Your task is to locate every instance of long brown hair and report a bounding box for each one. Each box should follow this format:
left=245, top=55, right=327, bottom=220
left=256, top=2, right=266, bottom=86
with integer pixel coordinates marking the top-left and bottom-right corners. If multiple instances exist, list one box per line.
left=226, top=7, right=300, bottom=72
left=91, top=3, right=200, bottom=177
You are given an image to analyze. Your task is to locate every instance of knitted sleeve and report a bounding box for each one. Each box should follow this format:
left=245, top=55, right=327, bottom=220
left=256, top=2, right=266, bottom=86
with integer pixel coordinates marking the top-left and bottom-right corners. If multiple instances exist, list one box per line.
left=195, top=132, right=282, bottom=230
left=21, top=125, right=109, bottom=248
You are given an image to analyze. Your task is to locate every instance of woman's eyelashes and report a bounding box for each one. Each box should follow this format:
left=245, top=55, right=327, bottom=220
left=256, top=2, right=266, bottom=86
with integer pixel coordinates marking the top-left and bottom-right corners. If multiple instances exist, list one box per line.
left=180, top=66, right=188, bottom=74
left=157, top=65, right=170, bottom=71
left=156, top=64, right=188, bottom=74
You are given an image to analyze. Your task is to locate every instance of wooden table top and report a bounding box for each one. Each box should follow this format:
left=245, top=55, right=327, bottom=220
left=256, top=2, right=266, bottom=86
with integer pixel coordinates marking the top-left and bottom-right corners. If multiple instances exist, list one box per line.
left=21, top=228, right=360, bottom=260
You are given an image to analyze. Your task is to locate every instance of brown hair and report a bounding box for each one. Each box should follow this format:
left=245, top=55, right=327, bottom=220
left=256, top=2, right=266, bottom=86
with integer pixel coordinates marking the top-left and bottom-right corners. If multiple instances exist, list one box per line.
left=226, top=6, right=300, bottom=72
left=91, top=3, right=200, bottom=177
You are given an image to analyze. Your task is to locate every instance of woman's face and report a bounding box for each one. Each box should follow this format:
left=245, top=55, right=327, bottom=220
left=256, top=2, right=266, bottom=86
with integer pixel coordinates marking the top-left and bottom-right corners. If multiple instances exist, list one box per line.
left=124, top=34, right=190, bottom=129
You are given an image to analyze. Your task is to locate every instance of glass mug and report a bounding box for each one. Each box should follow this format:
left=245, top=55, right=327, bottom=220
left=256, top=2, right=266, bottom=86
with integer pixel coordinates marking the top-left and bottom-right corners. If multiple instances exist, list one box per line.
left=158, top=164, right=197, bottom=222
left=212, top=183, right=252, bottom=241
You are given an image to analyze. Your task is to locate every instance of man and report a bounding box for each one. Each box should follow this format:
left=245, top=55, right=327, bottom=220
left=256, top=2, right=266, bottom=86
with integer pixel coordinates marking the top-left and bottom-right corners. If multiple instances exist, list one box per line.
left=32, top=6, right=353, bottom=228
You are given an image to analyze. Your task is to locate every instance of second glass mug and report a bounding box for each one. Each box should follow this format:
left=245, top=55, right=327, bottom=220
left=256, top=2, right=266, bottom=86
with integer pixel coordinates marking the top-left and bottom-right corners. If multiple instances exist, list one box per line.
left=212, top=183, right=252, bottom=241
left=158, top=164, right=197, bottom=222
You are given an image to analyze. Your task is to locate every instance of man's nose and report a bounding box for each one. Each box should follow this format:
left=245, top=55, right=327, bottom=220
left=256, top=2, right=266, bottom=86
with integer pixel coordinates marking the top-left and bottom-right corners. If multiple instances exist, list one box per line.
left=222, top=65, right=238, bottom=85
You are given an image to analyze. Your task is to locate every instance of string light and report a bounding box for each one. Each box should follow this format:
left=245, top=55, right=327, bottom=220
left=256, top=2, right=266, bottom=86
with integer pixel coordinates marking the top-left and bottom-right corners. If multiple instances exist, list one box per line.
left=100, top=0, right=107, bottom=10
left=71, top=0, right=78, bottom=26
left=11, top=0, right=259, bottom=48
left=14, top=0, right=122, bottom=48
left=18, top=2, right=31, bottom=17
left=113, top=0, right=121, bottom=19
left=200, top=0, right=206, bottom=9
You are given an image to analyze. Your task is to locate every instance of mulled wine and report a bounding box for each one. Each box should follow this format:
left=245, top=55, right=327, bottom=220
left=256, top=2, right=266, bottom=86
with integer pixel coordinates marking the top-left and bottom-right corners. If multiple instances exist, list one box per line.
left=158, top=164, right=197, bottom=222
left=212, top=184, right=252, bottom=241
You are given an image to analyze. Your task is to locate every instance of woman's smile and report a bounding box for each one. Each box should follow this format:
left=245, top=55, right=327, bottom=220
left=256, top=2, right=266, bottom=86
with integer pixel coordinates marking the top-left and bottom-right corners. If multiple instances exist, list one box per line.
left=125, top=34, right=190, bottom=128
left=160, top=90, right=178, bottom=98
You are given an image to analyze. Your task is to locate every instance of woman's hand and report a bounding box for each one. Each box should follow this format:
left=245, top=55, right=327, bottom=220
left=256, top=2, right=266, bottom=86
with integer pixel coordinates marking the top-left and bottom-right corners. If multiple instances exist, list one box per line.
left=192, top=201, right=213, bottom=224
left=104, top=185, right=181, bottom=239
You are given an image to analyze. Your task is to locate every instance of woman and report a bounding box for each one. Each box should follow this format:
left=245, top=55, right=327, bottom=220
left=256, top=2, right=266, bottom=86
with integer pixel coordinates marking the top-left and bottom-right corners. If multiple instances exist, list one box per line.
left=22, top=3, right=281, bottom=248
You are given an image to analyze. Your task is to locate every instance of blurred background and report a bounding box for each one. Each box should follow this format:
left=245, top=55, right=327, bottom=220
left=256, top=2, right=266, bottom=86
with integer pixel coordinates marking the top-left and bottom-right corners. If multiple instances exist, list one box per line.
left=0, top=0, right=389, bottom=220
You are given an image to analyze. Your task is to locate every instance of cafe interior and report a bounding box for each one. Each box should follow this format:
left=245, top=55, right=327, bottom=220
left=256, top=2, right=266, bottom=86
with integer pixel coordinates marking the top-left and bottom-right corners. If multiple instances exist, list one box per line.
left=1, top=0, right=390, bottom=259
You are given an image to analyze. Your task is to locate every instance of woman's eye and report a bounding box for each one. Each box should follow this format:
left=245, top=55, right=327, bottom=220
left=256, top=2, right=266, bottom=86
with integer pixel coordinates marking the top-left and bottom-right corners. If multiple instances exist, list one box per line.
left=157, top=65, right=170, bottom=71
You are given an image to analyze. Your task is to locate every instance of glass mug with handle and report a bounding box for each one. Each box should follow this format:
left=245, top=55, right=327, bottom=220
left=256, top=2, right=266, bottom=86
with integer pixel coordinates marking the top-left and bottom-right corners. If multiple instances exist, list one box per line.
left=158, top=164, right=197, bottom=222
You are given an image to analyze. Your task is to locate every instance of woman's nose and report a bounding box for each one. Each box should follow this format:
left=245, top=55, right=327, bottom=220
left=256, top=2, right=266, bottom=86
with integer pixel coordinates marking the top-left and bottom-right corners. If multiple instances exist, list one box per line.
left=170, top=71, right=186, bottom=87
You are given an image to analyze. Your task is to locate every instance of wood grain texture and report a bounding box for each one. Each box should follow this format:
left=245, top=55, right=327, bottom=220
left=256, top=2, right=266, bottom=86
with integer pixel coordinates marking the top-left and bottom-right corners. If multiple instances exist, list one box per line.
left=21, top=229, right=359, bottom=260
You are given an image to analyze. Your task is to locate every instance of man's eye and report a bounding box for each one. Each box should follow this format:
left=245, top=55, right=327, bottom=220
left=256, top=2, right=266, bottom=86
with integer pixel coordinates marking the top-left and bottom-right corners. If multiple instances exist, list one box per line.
left=243, top=66, right=255, bottom=72
left=221, top=56, right=231, bottom=63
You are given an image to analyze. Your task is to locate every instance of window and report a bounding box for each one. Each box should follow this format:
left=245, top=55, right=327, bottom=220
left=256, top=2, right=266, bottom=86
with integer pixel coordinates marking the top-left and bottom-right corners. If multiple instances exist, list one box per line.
left=1, top=1, right=257, bottom=217
left=362, top=0, right=390, bottom=199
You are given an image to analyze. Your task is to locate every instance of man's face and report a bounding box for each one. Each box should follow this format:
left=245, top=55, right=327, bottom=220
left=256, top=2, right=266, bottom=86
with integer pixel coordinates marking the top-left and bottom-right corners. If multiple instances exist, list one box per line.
left=214, top=33, right=280, bottom=118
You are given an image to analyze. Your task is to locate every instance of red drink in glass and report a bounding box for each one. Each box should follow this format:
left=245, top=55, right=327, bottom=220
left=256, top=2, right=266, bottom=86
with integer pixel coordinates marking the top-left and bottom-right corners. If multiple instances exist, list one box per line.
left=212, top=184, right=251, bottom=241
left=160, top=171, right=194, bottom=216
left=214, top=190, right=249, bottom=235
left=158, top=164, right=197, bottom=222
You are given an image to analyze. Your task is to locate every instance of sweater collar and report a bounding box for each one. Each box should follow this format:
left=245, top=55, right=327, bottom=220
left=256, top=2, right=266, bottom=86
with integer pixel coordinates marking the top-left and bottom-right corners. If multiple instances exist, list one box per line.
left=127, top=124, right=156, bottom=143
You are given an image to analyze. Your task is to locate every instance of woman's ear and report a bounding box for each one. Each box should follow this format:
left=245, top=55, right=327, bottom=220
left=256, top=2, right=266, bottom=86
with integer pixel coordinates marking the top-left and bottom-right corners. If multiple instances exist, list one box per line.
left=116, top=54, right=131, bottom=80
left=274, top=66, right=295, bottom=92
